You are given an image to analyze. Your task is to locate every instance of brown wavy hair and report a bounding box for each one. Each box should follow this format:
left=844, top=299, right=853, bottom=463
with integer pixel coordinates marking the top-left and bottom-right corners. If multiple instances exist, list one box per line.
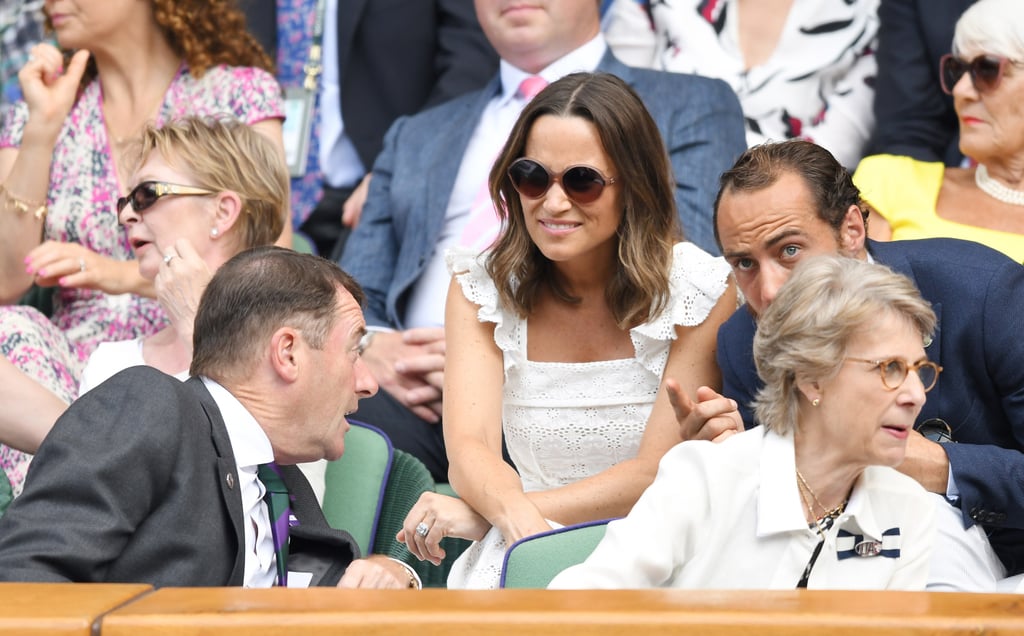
left=485, top=72, right=680, bottom=329
left=48, top=0, right=274, bottom=85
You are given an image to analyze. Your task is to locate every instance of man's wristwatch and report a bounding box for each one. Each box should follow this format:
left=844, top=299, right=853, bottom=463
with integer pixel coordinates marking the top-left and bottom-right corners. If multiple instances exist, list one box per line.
left=919, top=418, right=954, bottom=444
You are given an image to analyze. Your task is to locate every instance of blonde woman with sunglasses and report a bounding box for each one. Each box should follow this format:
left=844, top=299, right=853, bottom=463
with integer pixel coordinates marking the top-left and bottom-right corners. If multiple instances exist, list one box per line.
left=396, top=72, right=738, bottom=589
left=0, top=117, right=284, bottom=493
left=0, top=0, right=291, bottom=496
left=855, top=0, right=1024, bottom=262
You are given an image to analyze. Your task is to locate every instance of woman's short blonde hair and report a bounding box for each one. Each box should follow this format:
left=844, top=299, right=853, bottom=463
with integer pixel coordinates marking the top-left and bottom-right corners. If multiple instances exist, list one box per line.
left=751, top=255, right=936, bottom=434
left=136, top=116, right=286, bottom=251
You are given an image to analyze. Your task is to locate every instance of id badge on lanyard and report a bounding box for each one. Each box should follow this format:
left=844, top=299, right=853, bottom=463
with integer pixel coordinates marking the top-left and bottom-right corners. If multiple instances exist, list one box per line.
left=283, top=87, right=315, bottom=178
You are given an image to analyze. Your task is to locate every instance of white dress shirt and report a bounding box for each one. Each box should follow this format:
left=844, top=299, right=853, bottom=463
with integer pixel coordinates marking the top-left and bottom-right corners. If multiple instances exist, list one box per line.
left=318, top=0, right=365, bottom=188
left=549, top=427, right=935, bottom=590
left=201, top=377, right=277, bottom=588
left=404, top=35, right=608, bottom=328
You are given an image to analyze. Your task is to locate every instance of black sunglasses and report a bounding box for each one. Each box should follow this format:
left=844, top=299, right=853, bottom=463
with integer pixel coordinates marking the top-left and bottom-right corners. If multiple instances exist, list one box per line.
left=507, top=158, right=616, bottom=205
left=939, top=54, right=1018, bottom=95
left=117, top=181, right=217, bottom=214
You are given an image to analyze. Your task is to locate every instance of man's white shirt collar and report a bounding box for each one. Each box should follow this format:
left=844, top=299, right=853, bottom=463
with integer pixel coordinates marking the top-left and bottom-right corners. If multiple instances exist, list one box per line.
left=496, top=34, right=608, bottom=108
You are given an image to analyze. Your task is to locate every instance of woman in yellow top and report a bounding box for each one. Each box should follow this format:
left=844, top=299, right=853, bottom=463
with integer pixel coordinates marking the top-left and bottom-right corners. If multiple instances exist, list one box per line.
left=854, top=0, right=1024, bottom=263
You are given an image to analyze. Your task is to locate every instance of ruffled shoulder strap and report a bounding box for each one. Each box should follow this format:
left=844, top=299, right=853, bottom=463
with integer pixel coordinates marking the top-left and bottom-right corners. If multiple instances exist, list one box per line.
left=445, top=246, right=520, bottom=353
left=632, top=242, right=734, bottom=374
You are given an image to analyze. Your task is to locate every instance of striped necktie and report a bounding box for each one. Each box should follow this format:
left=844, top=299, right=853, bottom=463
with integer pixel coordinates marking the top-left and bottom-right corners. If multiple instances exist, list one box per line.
left=257, top=462, right=291, bottom=586
left=458, top=75, right=550, bottom=251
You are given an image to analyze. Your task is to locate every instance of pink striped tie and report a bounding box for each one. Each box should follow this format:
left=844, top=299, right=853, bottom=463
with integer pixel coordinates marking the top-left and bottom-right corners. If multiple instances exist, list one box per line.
left=458, top=76, right=549, bottom=251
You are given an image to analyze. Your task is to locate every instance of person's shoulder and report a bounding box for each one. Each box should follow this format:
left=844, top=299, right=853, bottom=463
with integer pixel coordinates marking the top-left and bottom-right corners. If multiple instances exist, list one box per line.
left=402, top=81, right=495, bottom=125
left=877, top=237, right=1020, bottom=273
left=660, top=427, right=764, bottom=474
left=193, top=64, right=277, bottom=86
left=860, top=465, right=932, bottom=502
left=719, top=304, right=756, bottom=342
left=92, top=365, right=189, bottom=396
left=620, top=62, right=738, bottom=107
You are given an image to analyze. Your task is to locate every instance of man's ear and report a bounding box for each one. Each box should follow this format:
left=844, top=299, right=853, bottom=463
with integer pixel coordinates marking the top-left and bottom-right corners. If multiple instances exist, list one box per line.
left=269, top=327, right=300, bottom=383
left=838, top=204, right=867, bottom=255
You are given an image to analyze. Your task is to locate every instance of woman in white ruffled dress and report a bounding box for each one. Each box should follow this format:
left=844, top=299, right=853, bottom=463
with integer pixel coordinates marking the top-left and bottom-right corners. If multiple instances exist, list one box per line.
left=396, top=72, right=738, bottom=589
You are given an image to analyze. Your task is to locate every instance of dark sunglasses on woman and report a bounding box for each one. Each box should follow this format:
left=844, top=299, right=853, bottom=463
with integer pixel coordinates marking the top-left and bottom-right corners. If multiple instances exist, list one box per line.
left=117, top=181, right=217, bottom=214
left=507, top=158, right=616, bottom=205
left=939, top=53, right=1022, bottom=95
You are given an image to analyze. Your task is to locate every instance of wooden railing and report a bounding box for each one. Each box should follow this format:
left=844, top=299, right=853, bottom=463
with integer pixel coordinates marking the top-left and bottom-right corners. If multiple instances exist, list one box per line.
left=3, top=584, right=1023, bottom=635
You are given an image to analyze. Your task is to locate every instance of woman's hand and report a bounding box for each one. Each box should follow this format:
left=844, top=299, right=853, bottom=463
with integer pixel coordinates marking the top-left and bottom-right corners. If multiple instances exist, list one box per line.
left=26, top=240, right=143, bottom=296
left=19, top=45, right=90, bottom=137
left=398, top=492, right=491, bottom=565
left=155, top=239, right=212, bottom=350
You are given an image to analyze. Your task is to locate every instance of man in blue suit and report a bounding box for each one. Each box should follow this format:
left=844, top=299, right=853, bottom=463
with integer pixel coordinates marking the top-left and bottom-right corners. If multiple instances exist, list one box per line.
left=678, top=140, right=1023, bottom=590
left=340, top=0, right=746, bottom=481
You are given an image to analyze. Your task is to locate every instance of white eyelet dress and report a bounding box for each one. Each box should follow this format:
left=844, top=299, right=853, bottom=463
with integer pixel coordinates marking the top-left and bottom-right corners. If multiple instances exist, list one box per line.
left=444, top=242, right=733, bottom=589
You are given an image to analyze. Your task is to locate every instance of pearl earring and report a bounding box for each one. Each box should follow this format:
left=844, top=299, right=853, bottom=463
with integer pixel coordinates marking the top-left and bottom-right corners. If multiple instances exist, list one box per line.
left=210, top=227, right=219, bottom=238
left=811, top=398, right=820, bottom=407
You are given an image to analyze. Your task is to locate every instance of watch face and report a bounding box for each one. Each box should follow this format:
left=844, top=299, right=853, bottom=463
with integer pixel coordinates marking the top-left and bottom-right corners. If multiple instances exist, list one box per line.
left=918, top=418, right=953, bottom=443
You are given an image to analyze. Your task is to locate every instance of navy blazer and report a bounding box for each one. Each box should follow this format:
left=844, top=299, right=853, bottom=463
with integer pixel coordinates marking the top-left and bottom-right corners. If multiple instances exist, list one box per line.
left=341, top=51, right=746, bottom=328
left=717, top=238, right=1024, bottom=575
left=0, top=368, right=358, bottom=587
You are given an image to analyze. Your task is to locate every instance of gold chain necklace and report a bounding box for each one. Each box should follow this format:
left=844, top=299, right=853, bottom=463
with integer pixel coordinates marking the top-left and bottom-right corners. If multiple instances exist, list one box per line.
left=796, top=469, right=847, bottom=535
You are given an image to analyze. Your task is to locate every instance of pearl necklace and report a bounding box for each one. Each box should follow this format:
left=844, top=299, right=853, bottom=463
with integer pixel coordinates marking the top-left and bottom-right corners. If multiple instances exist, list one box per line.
left=975, top=164, right=1024, bottom=206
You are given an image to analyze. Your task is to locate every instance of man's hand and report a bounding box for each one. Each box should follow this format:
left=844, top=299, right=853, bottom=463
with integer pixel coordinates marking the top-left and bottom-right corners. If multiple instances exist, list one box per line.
left=667, top=379, right=742, bottom=443
left=895, top=429, right=950, bottom=493
left=363, top=328, right=445, bottom=422
left=336, top=555, right=408, bottom=589
left=341, top=174, right=372, bottom=228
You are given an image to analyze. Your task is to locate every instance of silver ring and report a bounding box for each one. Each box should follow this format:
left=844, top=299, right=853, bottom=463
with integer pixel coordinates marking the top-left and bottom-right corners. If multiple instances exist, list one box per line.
left=163, top=253, right=175, bottom=265
left=78, top=258, right=86, bottom=273
left=415, top=522, right=430, bottom=538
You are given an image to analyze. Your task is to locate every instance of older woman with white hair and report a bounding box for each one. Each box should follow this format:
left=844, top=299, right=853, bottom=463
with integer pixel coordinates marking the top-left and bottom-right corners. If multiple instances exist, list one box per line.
left=550, top=255, right=938, bottom=590
left=855, top=0, right=1024, bottom=262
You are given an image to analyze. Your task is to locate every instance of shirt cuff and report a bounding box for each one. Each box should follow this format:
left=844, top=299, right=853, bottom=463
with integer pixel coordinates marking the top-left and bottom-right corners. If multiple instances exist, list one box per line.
left=387, top=557, right=422, bottom=589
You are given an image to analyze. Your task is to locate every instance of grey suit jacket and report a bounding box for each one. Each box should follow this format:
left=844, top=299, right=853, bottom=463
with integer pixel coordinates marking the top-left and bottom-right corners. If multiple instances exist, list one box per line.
left=341, top=51, right=746, bottom=328
left=0, top=368, right=358, bottom=587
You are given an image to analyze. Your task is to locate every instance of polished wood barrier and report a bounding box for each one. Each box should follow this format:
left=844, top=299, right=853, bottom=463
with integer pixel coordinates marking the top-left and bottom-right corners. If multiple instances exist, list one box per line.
left=0, top=583, right=151, bottom=635
left=100, top=588, right=1024, bottom=636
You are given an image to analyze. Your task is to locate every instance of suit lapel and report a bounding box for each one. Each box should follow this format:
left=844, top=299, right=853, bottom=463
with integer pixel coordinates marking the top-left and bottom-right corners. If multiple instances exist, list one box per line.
left=422, top=78, right=502, bottom=237
left=186, top=377, right=247, bottom=586
left=596, top=50, right=633, bottom=83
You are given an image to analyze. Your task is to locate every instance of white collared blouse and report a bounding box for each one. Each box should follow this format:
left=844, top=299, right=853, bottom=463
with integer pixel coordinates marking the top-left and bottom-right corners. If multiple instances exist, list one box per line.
left=549, top=427, right=935, bottom=590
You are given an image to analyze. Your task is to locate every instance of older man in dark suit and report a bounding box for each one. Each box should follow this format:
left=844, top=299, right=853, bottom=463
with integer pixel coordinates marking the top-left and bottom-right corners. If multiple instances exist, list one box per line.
left=672, top=140, right=1024, bottom=592
left=0, top=248, right=417, bottom=589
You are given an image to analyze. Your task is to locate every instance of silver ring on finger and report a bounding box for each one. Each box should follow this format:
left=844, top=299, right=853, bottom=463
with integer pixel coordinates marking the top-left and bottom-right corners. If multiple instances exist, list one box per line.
left=415, top=521, right=430, bottom=538
left=78, top=258, right=86, bottom=273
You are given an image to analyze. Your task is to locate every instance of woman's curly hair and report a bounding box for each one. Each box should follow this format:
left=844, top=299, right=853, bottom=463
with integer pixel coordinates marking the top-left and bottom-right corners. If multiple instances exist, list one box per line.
left=49, top=0, right=274, bottom=85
